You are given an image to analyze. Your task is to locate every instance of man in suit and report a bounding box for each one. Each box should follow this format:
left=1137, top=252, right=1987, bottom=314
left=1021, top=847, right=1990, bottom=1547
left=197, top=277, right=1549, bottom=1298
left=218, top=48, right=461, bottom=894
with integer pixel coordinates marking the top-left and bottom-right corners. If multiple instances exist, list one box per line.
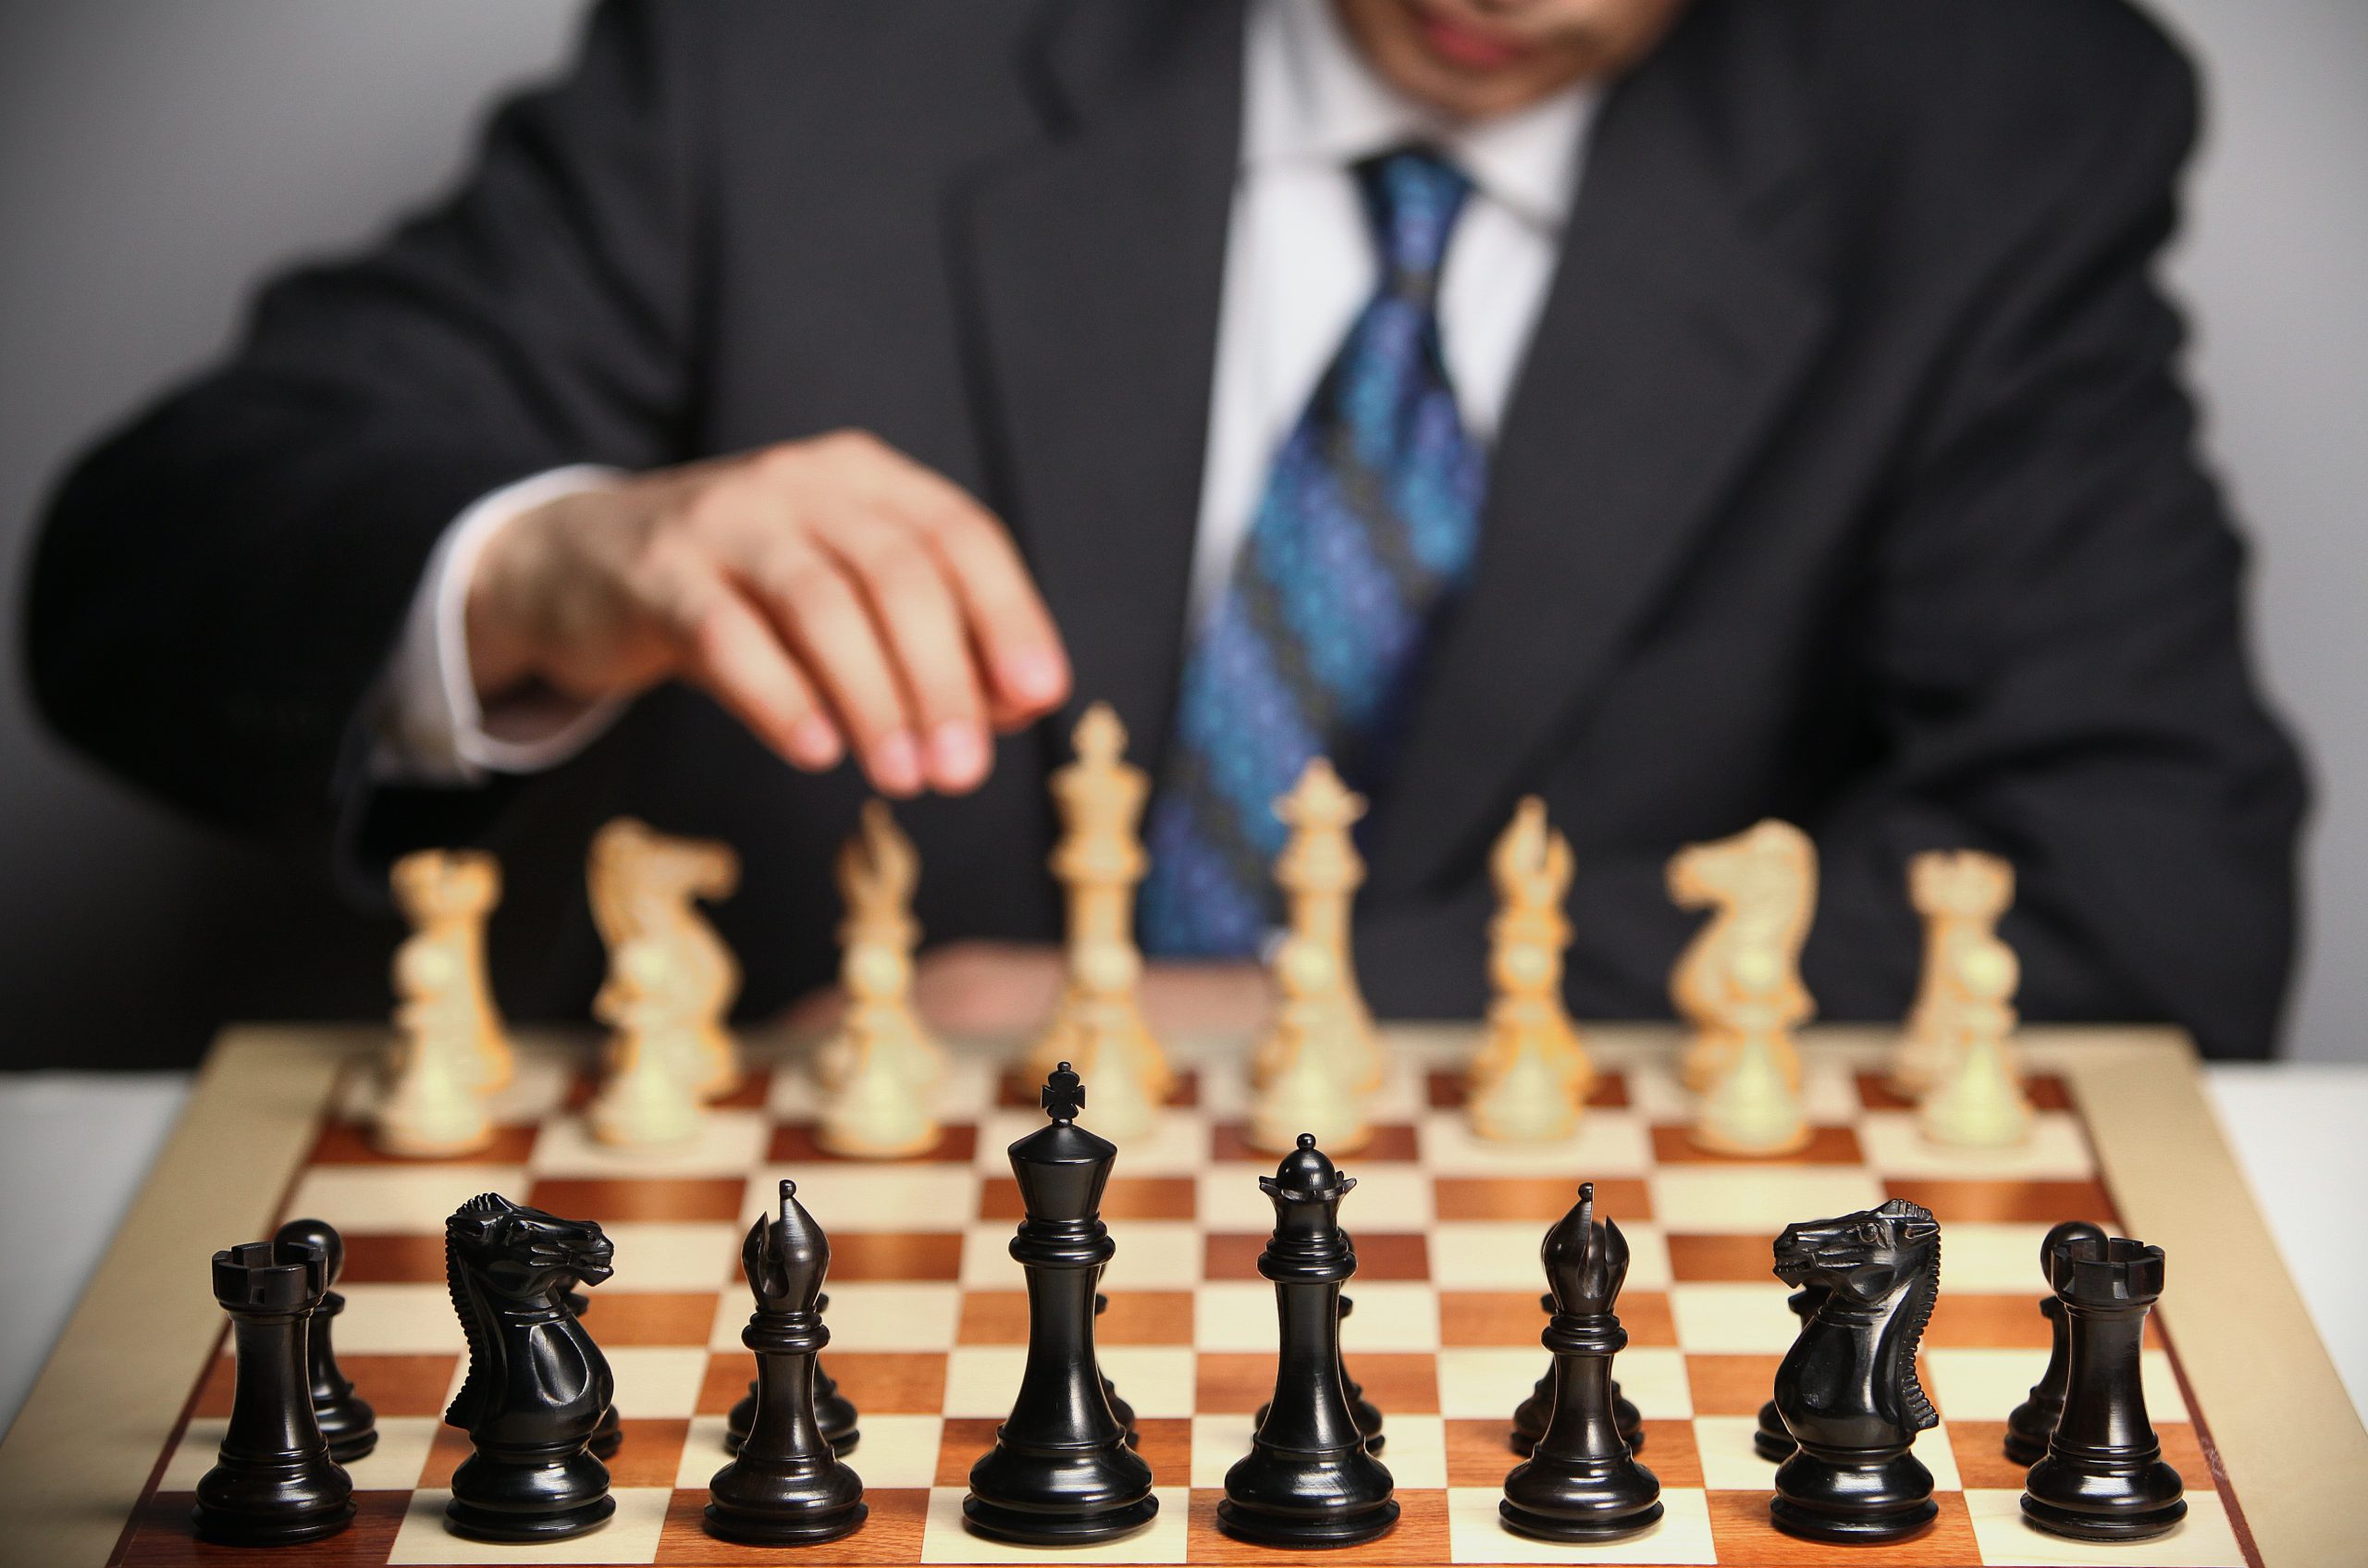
left=26, top=0, right=2306, bottom=1056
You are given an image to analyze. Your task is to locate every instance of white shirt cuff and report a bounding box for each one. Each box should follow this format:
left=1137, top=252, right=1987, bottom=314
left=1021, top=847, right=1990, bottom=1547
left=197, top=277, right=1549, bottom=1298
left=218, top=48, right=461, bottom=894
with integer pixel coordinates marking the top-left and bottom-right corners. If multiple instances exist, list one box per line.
left=370, top=464, right=627, bottom=784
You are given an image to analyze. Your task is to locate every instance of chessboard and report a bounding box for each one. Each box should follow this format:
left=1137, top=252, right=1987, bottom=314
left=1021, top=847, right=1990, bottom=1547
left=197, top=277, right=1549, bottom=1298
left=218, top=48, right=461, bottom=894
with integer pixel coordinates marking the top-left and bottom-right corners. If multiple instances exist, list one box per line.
left=5, top=1023, right=2362, bottom=1566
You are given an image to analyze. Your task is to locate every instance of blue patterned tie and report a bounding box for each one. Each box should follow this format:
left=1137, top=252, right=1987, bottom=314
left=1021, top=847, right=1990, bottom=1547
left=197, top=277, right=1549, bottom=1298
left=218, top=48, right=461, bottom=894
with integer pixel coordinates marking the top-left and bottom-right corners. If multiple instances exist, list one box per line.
left=1140, top=148, right=1484, bottom=956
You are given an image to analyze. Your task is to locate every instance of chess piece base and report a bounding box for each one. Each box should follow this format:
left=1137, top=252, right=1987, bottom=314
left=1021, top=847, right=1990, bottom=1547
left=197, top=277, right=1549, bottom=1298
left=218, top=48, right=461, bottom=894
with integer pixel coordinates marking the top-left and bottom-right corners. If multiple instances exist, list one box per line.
left=961, top=1493, right=1158, bottom=1546
left=1499, top=1496, right=1662, bottom=1544
left=705, top=1500, right=867, bottom=1546
left=1770, top=1446, right=1935, bottom=1543
left=2019, top=1493, right=2187, bottom=1542
left=191, top=1495, right=355, bottom=1548
left=444, top=1452, right=615, bottom=1542
left=444, top=1493, right=615, bottom=1543
left=1216, top=1495, right=1399, bottom=1549
left=2021, top=1458, right=2187, bottom=1541
left=1770, top=1495, right=1937, bottom=1543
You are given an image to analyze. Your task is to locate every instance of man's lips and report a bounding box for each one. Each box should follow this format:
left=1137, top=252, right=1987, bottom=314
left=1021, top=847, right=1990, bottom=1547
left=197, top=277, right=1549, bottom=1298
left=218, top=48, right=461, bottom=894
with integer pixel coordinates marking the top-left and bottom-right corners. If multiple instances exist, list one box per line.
left=1412, top=8, right=1534, bottom=71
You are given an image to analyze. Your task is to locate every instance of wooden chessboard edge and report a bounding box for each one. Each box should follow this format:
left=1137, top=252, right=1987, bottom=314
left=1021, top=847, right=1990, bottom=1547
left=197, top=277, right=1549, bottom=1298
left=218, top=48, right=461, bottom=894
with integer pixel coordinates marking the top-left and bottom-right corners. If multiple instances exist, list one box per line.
left=2055, top=1036, right=2368, bottom=1567
left=10, top=1020, right=2362, bottom=1567
left=0, top=1031, right=365, bottom=1566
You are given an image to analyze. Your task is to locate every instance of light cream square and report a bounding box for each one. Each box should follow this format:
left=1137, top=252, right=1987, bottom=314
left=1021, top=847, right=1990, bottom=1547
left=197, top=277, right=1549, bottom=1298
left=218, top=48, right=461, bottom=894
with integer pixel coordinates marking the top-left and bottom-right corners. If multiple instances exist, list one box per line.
left=601, top=1345, right=710, bottom=1419
left=942, top=1346, right=1030, bottom=1418
left=335, top=1283, right=467, bottom=1355
left=1102, top=1222, right=1205, bottom=1290
left=1338, top=1280, right=1441, bottom=1351
left=1095, top=1347, right=1196, bottom=1417
left=918, top=1485, right=1187, bottom=1563
left=1667, top=1282, right=1803, bottom=1354
left=1962, top=1488, right=2247, bottom=1566
left=526, top=1108, right=770, bottom=1177
left=1924, top=1347, right=2188, bottom=1423
left=1447, top=1484, right=1717, bottom=1563
left=1647, top=1167, right=1888, bottom=1235
left=1194, top=1282, right=1280, bottom=1352
left=1416, top=1109, right=1654, bottom=1178
left=1083, top=1105, right=1208, bottom=1175
left=1431, top=1222, right=1670, bottom=1290
left=285, top=1166, right=528, bottom=1235
left=1689, top=1414, right=1782, bottom=1491
left=1857, top=1111, right=2094, bottom=1179
left=1190, top=1412, right=1261, bottom=1488
left=387, top=1487, right=671, bottom=1563
left=1374, top=1412, right=1448, bottom=1487
left=804, top=1282, right=961, bottom=1352
left=1937, top=1223, right=2064, bottom=1293
left=1436, top=1348, right=1689, bottom=1421
left=744, top=1164, right=980, bottom=1232
left=595, top=1221, right=739, bottom=1292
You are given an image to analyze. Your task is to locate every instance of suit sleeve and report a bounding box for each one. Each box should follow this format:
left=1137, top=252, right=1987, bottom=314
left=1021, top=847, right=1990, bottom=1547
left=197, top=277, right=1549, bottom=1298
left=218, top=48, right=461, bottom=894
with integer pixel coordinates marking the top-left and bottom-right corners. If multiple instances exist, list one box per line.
left=23, top=0, right=705, bottom=847
left=1797, top=23, right=2305, bottom=1059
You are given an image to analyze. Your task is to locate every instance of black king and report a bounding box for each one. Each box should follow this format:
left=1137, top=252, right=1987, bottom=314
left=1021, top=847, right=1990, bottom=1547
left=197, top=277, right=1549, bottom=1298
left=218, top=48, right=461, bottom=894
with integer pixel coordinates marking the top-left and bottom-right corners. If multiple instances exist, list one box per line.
left=962, top=1064, right=1157, bottom=1545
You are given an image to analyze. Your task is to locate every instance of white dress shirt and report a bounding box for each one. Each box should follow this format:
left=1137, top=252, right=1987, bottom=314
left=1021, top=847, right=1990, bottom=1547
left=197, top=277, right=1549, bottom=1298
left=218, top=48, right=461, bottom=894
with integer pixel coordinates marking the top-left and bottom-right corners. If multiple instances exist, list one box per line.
left=373, top=0, right=1596, bottom=783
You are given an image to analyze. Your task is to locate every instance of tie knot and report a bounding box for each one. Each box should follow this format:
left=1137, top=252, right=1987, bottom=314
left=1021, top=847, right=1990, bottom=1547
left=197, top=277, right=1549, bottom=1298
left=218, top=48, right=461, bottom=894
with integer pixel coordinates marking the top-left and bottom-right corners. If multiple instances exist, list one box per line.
left=1358, top=147, right=1473, bottom=294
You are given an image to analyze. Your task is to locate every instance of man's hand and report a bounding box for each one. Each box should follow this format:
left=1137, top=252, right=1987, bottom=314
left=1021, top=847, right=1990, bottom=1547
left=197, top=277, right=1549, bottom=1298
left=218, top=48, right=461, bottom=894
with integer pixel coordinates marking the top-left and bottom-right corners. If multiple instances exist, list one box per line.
left=464, top=431, right=1070, bottom=796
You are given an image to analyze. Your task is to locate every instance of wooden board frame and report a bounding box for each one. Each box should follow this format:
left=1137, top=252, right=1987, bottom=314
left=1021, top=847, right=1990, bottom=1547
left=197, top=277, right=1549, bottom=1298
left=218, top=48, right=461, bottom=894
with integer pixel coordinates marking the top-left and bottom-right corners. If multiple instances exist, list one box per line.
left=1, top=1022, right=2361, bottom=1565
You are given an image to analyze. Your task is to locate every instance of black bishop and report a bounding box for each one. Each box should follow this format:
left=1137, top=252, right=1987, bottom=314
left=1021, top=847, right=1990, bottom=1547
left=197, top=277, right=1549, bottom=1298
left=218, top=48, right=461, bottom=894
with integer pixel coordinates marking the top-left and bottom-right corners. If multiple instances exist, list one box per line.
left=704, top=1179, right=868, bottom=1545
left=1498, top=1182, right=1662, bottom=1542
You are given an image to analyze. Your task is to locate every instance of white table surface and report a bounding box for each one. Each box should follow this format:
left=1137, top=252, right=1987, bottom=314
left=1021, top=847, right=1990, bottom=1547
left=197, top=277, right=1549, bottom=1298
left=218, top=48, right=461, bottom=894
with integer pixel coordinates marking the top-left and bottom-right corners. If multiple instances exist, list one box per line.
left=3, top=1064, right=2362, bottom=1444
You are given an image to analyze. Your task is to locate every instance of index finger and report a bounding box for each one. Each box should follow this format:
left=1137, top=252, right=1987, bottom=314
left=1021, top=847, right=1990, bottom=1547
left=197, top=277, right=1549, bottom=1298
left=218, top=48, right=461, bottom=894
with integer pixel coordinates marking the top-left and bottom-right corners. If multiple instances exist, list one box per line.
left=857, top=453, right=1071, bottom=722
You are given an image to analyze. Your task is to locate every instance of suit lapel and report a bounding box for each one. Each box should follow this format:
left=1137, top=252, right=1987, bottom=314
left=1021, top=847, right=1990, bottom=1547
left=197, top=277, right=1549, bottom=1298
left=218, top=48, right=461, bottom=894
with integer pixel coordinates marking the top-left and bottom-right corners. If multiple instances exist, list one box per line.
left=949, top=0, right=1246, bottom=784
left=1369, top=30, right=1832, bottom=894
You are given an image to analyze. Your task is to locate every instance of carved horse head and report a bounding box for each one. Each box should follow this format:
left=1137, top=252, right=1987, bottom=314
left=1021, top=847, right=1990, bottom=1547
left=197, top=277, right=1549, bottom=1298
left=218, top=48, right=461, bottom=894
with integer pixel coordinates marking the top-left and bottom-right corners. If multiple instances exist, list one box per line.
left=1667, top=819, right=1816, bottom=924
left=443, top=1194, right=613, bottom=1430
left=1773, top=1198, right=1942, bottom=1434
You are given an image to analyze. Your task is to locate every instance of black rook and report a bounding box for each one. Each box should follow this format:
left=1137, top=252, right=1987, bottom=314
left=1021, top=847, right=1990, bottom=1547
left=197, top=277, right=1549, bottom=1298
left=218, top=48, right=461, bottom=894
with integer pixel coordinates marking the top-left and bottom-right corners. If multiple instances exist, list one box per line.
left=191, top=1238, right=355, bottom=1546
left=2021, top=1232, right=2186, bottom=1541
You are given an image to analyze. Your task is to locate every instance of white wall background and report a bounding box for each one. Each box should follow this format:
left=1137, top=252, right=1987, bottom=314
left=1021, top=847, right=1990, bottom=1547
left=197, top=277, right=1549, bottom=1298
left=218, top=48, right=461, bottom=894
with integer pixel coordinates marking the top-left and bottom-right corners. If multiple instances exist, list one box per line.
left=0, top=0, right=2361, bottom=1062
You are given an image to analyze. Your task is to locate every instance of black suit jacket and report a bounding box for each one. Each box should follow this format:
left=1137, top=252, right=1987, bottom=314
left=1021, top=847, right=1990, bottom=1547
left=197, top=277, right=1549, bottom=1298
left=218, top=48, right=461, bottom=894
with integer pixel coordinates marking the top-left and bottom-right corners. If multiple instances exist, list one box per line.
left=25, top=0, right=2306, bottom=1056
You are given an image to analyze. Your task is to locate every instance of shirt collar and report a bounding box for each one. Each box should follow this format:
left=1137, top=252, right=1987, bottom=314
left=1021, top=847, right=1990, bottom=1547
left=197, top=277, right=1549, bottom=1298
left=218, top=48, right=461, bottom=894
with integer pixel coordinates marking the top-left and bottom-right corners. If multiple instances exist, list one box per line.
left=1245, top=0, right=1597, bottom=233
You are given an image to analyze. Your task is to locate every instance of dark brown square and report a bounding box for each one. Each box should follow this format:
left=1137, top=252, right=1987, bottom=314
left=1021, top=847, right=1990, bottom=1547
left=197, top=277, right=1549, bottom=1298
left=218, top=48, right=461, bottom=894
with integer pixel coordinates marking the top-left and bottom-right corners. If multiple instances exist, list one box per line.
left=1185, top=1486, right=1449, bottom=1563
left=1193, top=1352, right=1438, bottom=1415
left=1884, top=1177, right=2119, bottom=1227
left=1706, top=1488, right=1981, bottom=1565
left=1424, top=1069, right=1630, bottom=1110
left=116, top=1488, right=409, bottom=1566
left=980, top=1175, right=1196, bottom=1220
left=1432, top=1176, right=1653, bottom=1222
left=306, top=1119, right=538, bottom=1167
left=769, top=1122, right=979, bottom=1163
left=1203, top=1232, right=1428, bottom=1281
left=1209, top=1123, right=1419, bottom=1163
left=524, top=1175, right=748, bottom=1223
